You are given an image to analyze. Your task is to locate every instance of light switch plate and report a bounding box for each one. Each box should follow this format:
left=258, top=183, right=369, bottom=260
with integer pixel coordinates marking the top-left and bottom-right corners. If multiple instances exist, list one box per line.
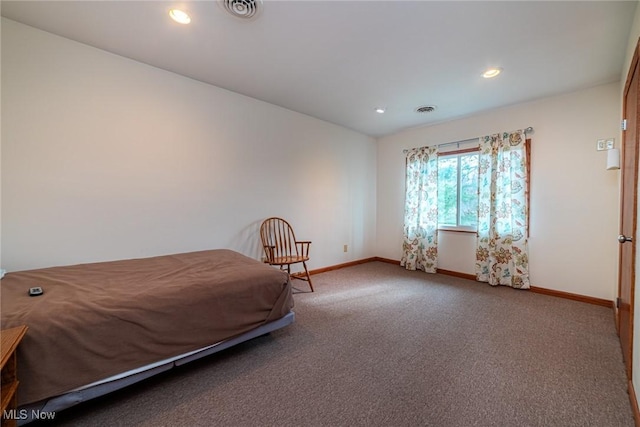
left=597, top=139, right=615, bottom=151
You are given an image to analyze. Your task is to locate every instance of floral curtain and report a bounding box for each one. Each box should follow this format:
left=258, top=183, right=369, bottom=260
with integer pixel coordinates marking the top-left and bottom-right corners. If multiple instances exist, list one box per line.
left=401, top=146, right=438, bottom=273
left=475, top=130, right=530, bottom=288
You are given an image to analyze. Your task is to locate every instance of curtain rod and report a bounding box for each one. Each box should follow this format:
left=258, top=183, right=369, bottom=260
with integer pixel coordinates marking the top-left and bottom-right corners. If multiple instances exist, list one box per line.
left=403, top=127, right=534, bottom=154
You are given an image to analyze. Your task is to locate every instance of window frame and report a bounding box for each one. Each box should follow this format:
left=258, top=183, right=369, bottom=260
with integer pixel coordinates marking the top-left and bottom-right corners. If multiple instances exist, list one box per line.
left=437, top=147, right=479, bottom=233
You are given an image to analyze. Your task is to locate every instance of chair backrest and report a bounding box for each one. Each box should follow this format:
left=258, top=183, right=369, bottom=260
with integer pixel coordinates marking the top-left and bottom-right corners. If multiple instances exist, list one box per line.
left=260, top=217, right=299, bottom=262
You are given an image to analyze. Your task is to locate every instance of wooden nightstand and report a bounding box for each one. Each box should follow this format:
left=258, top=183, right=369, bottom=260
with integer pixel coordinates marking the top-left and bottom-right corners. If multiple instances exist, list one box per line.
left=1, top=326, right=28, bottom=427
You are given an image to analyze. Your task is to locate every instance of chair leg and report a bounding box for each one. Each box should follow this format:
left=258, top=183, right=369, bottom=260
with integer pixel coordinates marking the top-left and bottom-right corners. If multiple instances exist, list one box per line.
left=302, top=261, right=314, bottom=292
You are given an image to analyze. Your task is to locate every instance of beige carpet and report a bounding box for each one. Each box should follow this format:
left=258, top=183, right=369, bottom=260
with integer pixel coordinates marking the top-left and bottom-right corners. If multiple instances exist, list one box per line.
left=40, top=262, right=634, bottom=426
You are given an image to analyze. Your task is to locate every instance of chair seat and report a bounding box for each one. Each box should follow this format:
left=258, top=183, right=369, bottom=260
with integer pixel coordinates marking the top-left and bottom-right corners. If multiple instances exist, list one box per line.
left=270, top=255, right=309, bottom=265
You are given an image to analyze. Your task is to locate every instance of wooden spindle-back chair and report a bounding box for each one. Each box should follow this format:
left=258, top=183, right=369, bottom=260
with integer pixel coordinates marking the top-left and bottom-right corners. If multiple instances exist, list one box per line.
left=260, top=217, right=314, bottom=292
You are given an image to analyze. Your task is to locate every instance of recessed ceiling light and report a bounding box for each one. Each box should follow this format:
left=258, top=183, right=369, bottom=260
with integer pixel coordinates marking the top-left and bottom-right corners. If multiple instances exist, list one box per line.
left=482, top=68, right=502, bottom=79
left=375, top=107, right=386, bottom=114
left=169, top=9, right=191, bottom=24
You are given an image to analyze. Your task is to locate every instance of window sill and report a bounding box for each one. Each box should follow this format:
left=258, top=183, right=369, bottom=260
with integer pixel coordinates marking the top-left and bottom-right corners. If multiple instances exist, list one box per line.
left=438, top=227, right=477, bottom=234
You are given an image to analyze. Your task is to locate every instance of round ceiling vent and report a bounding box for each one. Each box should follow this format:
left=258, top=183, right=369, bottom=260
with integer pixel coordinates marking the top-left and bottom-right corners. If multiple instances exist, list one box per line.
left=415, top=105, right=437, bottom=114
left=221, top=0, right=263, bottom=20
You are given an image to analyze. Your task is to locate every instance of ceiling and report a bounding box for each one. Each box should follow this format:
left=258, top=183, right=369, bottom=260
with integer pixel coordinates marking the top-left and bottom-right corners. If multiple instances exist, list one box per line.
left=1, top=1, right=637, bottom=137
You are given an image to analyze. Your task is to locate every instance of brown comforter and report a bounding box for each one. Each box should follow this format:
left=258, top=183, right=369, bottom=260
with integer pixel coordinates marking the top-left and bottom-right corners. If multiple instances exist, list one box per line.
left=0, top=249, right=293, bottom=405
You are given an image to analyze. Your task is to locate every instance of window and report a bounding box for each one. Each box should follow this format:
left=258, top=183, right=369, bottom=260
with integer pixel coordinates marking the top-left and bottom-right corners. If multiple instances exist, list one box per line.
left=437, top=151, right=479, bottom=230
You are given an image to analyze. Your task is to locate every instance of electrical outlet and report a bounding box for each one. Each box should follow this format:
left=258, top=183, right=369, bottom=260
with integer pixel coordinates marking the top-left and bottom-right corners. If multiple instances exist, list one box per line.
left=343, top=244, right=348, bottom=253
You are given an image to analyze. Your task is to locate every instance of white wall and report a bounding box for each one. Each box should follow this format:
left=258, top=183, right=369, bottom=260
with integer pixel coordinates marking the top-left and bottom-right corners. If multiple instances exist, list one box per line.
left=377, top=83, right=621, bottom=301
left=1, top=18, right=377, bottom=272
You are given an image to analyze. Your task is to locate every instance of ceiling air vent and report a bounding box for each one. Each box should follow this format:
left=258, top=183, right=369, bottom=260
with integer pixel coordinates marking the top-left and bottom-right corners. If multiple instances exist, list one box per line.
left=221, top=0, right=263, bottom=20
left=415, top=105, right=437, bottom=114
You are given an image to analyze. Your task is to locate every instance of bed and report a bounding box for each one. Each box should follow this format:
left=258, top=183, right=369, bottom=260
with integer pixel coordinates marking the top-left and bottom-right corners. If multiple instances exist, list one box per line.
left=0, top=249, right=294, bottom=424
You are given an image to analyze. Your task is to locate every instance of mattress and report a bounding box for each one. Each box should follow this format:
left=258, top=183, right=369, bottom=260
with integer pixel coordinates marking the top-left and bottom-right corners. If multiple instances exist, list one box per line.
left=17, top=311, right=294, bottom=425
left=0, top=249, right=294, bottom=406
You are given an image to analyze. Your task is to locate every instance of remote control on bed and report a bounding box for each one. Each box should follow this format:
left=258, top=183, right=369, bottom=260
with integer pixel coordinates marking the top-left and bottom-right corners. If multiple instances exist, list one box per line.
left=29, top=287, right=44, bottom=297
